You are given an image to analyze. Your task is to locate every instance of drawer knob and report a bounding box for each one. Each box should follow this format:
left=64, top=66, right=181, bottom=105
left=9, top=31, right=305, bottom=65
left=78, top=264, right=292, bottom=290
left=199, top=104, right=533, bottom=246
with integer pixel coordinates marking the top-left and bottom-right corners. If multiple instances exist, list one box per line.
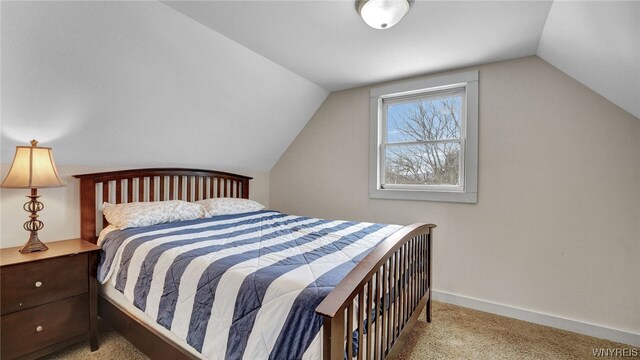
left=36, top=325, right=43, bottom=332
left=35, top=281, right=43, bottom=288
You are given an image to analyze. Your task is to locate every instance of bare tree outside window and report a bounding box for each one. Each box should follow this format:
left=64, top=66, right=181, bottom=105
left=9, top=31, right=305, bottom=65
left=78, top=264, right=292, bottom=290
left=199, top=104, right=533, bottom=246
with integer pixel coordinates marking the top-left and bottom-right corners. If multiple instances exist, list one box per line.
left=383, top=94, right=463, bottom=186
left=371, top=71, right=477, bottom=203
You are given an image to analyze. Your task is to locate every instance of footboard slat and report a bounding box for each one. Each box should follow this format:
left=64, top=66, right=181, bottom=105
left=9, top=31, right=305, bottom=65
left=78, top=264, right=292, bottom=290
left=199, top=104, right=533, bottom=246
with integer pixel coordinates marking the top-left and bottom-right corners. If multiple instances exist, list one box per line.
left=393, top=251, right=400, bottom=340
left=378, top=262, right=391, bottom=358
left=347, top=303, right=354, bottom=360
left=418, top=238, right=422, bottom=307
left=375, top=271, right=388, bottom=359
left=399, top=244, right=405, bottom=330
left=386, top=253, right=399, bottom=349
left=407, top=241, right=412, bottom=322
left=317, top=223, right=435, bottom=360
left=366, top=278, right=374, bottom=360
left=357, top=288, right=365, bottom=360
left=408, top=241, right=413, bottom=314
left=416, top=239, right=421, bottom=306
left=375, top=269, right=382, bottom=360
left=411, top=239, right=417, bottom=312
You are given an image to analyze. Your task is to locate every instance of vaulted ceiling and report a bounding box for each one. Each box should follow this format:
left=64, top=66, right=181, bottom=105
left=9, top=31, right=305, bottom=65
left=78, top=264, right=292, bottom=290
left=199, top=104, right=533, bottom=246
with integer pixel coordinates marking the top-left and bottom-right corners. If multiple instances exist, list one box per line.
left=2, top=1, right=637, bottom=173
left=1, top=1, right=328, bottom=170
left=537, top=1, right=639, bottom=119
left=164, top=0, right=639, bottom=119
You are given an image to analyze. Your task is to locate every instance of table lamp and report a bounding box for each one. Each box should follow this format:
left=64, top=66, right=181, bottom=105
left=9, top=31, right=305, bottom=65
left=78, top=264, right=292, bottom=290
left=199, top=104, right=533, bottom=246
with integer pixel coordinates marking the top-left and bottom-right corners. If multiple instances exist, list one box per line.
left=1, top=140, right=65, bottom=253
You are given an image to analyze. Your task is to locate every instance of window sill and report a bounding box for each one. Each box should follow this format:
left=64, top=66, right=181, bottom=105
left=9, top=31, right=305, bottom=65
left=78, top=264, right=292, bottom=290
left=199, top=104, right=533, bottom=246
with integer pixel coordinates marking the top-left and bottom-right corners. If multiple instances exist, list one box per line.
left=369, top=187, right=477, bottom=203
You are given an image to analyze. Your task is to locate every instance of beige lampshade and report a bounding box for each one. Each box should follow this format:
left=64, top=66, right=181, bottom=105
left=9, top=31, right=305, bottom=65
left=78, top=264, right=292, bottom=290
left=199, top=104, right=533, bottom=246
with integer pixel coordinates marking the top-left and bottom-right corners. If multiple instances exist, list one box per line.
left=1, top=140, right=65, bottom=189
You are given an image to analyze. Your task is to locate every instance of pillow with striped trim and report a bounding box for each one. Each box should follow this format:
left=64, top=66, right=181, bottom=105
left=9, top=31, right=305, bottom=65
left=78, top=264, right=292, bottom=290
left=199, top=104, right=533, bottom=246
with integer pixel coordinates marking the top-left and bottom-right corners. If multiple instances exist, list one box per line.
left=196, top=198, right=265, bottom=217
left=103, top=200, right=207, bottom=229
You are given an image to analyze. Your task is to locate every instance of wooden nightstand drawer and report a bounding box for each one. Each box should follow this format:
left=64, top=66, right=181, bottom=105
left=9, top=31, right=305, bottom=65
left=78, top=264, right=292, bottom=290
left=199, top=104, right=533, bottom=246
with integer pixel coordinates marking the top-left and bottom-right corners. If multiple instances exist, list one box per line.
left=1, top=294, right=89, bottom=359
left=0, top=254, right=88, bottom=315
left=0, top=239, right=100, bottom=358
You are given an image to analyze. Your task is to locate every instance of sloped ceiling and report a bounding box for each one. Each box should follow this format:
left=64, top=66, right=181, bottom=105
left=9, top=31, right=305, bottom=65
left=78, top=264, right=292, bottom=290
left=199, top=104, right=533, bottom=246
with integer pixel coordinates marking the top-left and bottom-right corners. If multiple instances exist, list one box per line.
left=537, top=1, right=640, bottom=119
left=164, top=0, right=639, bottom=119
left=1, top=1, right=328, bottom=171
left=2, top=1, right=637, bottom=175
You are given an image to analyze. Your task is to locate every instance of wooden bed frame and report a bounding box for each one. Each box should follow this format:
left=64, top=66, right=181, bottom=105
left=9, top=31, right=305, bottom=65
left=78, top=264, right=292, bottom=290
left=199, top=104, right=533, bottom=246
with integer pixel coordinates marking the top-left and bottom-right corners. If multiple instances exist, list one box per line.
left=74, top=168, right=434, bottom=360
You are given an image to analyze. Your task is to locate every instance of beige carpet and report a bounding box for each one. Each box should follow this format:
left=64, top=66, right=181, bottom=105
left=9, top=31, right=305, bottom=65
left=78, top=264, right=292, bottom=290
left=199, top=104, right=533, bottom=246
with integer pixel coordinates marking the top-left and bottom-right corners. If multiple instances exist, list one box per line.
left=43, top=301, right=637, bottom=359
left=397, top=302, right=638, bottom=360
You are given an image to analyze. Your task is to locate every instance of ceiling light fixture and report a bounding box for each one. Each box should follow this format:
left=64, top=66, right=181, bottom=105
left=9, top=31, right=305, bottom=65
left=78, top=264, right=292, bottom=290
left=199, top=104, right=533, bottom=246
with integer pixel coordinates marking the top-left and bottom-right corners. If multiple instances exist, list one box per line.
left=356, top=0, right=411, bottom=30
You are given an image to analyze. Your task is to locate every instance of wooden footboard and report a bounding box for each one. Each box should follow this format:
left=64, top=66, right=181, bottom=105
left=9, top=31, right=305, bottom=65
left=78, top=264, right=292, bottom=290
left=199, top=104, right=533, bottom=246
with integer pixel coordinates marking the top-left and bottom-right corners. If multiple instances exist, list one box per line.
left=316, top=223, right=435, bottom=360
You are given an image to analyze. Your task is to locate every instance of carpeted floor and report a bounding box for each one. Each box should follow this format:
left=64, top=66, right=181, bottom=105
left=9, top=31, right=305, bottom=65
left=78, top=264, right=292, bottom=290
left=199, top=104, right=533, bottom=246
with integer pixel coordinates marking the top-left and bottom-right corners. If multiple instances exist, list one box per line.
left=43, top=301, right=637, bottom=359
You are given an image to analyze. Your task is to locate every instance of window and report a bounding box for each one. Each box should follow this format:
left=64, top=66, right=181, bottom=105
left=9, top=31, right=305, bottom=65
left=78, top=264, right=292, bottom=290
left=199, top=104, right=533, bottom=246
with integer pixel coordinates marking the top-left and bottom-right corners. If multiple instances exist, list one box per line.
left=369, top=71, right=478, bottom=203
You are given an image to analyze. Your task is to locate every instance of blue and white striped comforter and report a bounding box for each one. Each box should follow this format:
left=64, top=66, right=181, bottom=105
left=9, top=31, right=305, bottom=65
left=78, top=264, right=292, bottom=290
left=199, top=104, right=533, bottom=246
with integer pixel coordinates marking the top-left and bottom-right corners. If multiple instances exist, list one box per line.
left=99, top=210, right=401, bottom=360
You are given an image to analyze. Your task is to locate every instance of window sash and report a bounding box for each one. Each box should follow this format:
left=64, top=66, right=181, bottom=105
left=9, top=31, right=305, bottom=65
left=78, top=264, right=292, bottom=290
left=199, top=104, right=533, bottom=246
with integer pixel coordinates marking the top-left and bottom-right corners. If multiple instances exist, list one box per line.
left=380, top=140, right=465, bottom=191
left=380, top=84, right=466, bottom=103
left=382, top=139, right=462, bottom=146
left=382, top=88, right=466, bottom=144
left=379, top=88, right=467, bottom=191
left=381, top=183, right=465, bottom=192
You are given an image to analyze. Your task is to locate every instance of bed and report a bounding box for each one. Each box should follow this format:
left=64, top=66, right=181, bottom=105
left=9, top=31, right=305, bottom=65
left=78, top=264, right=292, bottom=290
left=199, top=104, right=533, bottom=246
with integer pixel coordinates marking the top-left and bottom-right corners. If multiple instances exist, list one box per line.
left=73, top=168, right=435, bottom=360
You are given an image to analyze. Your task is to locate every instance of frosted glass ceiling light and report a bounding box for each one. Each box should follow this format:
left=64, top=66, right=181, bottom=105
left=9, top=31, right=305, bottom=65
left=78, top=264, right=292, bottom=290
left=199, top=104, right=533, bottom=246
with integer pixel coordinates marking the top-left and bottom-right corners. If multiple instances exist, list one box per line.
left=356, top=0, right=411, bottom=30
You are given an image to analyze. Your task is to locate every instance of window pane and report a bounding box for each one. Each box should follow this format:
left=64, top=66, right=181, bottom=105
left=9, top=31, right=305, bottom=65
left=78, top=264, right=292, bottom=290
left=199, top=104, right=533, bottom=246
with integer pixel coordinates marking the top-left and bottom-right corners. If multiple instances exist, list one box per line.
left=384, top=142, right=460, bottom=186
left=386, top=95, right=462, bottom=143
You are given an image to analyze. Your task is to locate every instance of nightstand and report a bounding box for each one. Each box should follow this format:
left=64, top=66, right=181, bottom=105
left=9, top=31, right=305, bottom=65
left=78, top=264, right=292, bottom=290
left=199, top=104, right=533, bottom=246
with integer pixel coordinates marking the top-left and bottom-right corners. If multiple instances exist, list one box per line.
left=0, top=239, right=101, bottom=360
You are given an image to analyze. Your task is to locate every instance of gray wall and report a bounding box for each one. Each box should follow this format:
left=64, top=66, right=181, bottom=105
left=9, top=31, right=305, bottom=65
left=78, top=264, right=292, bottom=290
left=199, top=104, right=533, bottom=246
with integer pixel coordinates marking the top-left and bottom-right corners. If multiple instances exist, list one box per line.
left=270, top=56, right=640, bottom=334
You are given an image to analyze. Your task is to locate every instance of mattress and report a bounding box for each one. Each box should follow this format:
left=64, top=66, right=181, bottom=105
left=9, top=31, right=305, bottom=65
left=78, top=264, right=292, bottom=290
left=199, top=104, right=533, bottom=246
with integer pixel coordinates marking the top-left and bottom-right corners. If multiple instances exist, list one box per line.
left=97, top=210, right=402, bottom=359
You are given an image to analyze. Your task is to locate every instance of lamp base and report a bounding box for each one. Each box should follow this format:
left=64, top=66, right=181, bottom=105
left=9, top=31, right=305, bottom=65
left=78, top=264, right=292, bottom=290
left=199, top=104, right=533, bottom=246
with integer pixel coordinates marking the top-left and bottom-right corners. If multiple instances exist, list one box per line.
left=19, top=233, right=49, bottom=253
left=19, top=189, right=48, bottom=254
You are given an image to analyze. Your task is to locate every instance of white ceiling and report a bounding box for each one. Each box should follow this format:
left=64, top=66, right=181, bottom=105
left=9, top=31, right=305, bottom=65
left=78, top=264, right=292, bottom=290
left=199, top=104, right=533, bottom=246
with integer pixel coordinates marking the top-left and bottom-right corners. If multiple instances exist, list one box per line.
left=163, top=0, right=639, bottom=119
left=1, top=1, right=327, bottom=170
left=163, top=1, right=553, bottom=91
left=2, top=1, right=637, bottom=175
left=537, top=1, right=640, bottom=119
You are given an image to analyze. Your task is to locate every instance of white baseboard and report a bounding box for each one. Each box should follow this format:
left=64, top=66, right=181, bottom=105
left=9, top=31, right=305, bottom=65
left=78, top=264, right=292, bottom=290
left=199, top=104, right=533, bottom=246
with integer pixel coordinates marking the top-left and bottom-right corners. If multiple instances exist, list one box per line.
left=431, top=290, right=640, bottom=347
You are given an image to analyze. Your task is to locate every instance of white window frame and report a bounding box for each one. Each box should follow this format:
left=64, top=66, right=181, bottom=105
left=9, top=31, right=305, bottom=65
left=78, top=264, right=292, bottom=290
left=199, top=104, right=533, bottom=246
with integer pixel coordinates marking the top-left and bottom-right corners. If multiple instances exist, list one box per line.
left=369, top=70, right=478, bottom=203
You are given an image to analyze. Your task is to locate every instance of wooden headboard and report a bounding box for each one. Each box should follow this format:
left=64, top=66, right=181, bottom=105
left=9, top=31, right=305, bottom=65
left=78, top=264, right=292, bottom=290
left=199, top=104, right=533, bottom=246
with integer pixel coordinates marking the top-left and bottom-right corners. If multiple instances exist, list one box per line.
left=73, top=168, right=253, bottom=244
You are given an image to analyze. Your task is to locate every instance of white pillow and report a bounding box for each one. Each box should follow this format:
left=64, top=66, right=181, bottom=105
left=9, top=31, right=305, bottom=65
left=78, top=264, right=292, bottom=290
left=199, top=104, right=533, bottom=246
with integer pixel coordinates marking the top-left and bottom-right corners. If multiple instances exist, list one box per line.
left=103, top=200, right=207, bottom=229
left=196, top=198, right=265, bottom=217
